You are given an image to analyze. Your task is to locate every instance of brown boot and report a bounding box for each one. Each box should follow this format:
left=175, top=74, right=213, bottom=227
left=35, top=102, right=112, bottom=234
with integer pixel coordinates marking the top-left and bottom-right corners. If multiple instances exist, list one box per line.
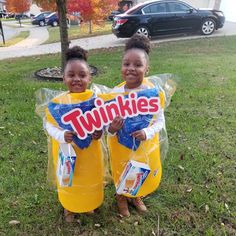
left=116, top=194, right=130, bottom=217
left=131, top=197, right=147, bottom=213
left=64, top=209, right=75, bottom=223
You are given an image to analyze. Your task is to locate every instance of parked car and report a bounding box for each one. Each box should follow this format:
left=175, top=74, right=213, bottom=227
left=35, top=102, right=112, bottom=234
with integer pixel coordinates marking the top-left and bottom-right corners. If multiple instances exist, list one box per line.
left=31, top=11, right=52, bottom=26
left=45, top=12, right=81, bottom=27
left=0, top=10, right=7, bottom=18
left=112, top=0, right=225, bottom=38
left=45, top=12, right=59, bottom=26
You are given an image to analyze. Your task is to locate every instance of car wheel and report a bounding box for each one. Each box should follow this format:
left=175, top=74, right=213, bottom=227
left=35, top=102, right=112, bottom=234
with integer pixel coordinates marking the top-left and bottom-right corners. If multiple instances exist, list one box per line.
left=39, top=20, right=45, bottom=27
left=201, top=18, right=215, bottom=35
left=135, top=26, right=150, bottom=38
left=52, top=21, right=58, bottom=27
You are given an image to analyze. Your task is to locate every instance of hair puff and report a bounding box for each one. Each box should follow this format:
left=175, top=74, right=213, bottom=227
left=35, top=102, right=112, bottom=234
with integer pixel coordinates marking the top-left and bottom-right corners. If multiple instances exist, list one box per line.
left=66, top=46, right=88, bottom=62
left=125, top=34, right=151, bottom=55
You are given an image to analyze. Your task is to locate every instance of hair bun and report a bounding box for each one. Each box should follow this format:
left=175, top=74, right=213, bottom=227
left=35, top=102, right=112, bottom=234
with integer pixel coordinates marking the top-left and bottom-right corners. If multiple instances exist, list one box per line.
left=66, top=46, right=88, bottom=62
left=125, top=34, right=150, bottom=55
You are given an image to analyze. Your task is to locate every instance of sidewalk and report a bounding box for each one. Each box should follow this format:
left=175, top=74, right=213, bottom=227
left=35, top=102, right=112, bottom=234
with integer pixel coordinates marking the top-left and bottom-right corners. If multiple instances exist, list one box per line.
left=0, top=21, right=236, bottom=61
left=1, top=21, right=49, bottom=47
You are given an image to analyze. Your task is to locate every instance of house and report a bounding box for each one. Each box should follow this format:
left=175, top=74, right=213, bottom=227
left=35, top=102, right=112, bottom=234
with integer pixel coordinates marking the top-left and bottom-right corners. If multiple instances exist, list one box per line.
left=0, top=0, right=6, bottom=11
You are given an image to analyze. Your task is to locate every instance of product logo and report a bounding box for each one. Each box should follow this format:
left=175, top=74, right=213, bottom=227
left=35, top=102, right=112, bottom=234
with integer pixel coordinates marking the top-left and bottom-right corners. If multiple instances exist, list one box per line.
left=61, top=92, right=160, bottom=139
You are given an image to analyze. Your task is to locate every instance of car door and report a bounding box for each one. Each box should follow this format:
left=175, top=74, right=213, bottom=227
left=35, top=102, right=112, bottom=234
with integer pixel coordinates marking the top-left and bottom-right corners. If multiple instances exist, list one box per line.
left=142, top=3, right=176, bottom=35
left=166, top=2, right=200, bottom=32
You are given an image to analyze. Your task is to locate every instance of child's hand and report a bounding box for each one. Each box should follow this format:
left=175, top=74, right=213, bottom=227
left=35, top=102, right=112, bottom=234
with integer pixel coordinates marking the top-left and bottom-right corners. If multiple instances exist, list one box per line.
left=131, top=130, right=146, bottom=141
left=108, top=116, right=124, bottom=134
left=92, top=130, right=103, bottom=140
left=64, top=131, right=77, bottom=143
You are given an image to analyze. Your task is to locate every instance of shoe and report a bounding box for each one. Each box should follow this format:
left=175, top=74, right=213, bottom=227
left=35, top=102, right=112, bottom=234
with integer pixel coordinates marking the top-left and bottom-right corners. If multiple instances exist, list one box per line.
left=116, top=194, right=130, bottom=217
left=64, top=209, right=75, bottom=223
left=131, top=197, right=147, bottom=213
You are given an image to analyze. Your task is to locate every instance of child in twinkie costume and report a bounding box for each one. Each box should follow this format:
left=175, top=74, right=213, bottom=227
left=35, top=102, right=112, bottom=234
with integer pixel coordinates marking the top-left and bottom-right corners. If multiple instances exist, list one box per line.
left=107, top=34, right=165, bottom=217
left=45, top=46, right=104, bottom=222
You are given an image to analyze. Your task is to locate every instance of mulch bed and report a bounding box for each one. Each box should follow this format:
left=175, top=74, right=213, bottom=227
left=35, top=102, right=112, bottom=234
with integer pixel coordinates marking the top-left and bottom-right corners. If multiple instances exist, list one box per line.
left=34, top=65, right=98, bottom=81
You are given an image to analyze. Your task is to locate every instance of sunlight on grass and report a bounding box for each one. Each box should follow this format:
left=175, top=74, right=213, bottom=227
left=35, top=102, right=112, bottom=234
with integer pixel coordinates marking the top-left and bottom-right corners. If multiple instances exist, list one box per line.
left=0, top=31, right=29, bottom=47
left=45, top=21, right=112, bottom=44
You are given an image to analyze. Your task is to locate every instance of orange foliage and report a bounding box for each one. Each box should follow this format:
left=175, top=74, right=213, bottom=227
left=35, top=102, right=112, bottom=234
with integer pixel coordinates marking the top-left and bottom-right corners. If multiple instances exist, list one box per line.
left=6, top=0, right=31, bottom=13
left=34, top=0, right=57, bottom=11
left=67, top=0, right=119, bottom=23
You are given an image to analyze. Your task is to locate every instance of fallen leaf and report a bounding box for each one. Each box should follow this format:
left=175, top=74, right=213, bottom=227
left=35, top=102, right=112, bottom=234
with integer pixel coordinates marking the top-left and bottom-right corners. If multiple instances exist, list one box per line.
left=186, top=188, right=192, bottom=193
left=224, top=203, right=229, bottom=210
left=178, top=165, right=185, bottom=171
left=9, top=220, right=20, bottom=225
left=134, top=221, right=139, bottom=226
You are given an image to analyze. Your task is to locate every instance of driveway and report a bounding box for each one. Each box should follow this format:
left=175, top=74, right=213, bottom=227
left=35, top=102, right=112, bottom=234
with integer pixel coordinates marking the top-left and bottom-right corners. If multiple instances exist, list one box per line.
left=0, top=21, right=236, bottom=61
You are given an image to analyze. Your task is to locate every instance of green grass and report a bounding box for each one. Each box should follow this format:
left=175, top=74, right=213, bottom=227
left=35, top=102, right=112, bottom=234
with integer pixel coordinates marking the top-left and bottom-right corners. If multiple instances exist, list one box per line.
left=0, top=30, right=29, bottom=47
left=0, top=36, right=235, bottom=235
left=45, top=21, right=113, bottom=44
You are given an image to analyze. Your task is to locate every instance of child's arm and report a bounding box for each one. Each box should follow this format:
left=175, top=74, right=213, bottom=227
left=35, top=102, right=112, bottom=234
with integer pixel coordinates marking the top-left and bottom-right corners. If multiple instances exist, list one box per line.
left=45, top=122, right=77, bottom=143
left=131, top=108, right=165, bottom=141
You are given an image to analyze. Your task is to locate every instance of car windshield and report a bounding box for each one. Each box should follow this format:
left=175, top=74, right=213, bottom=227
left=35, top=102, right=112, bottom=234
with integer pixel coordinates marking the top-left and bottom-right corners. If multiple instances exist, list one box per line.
left=47, top=12, right=56, bottom=17
left=34, top=12, right=43, bottom=18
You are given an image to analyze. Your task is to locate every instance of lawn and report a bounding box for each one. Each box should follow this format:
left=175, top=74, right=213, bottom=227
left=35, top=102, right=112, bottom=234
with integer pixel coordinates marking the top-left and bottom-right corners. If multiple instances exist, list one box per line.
left=45, top=21, right=113, bottom=44
left=0, top=36, right=235, bottom=235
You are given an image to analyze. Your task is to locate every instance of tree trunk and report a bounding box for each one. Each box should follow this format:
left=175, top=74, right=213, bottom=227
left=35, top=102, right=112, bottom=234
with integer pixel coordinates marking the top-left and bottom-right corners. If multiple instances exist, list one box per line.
left=89, top=20, right=92, bottom=34
left=56, top=0, right=69, bottom=70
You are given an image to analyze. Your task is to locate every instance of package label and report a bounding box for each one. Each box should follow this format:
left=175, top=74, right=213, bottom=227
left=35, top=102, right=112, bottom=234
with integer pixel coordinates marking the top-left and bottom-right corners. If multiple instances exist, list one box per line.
left=116, top=160, right=150, bottom=196
left=57, top=144, right=76, bottom=187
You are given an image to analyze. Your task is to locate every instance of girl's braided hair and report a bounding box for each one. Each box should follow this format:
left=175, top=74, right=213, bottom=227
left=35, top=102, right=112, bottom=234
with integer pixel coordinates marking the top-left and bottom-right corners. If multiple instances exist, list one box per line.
left=125, top=34, right=151, bottom=55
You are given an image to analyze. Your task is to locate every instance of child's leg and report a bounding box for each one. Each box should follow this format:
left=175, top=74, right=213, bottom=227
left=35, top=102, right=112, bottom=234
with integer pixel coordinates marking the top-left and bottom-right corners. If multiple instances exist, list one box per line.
left=129, top=197, right=147, bottom=213
left=64, top=208, right=76, bottom=223
left=116, top=194, right=130, bottom=217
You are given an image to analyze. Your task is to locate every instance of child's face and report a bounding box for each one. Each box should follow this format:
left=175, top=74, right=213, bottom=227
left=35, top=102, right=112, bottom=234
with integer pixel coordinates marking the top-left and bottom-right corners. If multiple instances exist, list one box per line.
left=122, top=49, right=149, bottom=89
left=63, top=60, right=91, bottom=93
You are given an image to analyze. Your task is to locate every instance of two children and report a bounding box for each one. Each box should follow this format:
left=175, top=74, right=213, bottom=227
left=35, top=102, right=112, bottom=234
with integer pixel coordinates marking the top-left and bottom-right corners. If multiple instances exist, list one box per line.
left=45, top=34, right=164, bottom=221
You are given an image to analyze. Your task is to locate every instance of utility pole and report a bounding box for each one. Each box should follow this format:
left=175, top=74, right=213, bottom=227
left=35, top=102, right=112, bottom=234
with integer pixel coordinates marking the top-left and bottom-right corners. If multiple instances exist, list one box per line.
left=0, top=20, right=5, bottom=44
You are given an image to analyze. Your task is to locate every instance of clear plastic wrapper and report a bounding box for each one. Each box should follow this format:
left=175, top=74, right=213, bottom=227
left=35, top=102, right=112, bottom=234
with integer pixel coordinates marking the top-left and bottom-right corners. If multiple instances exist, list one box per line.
left=35, top=74, right=176, bottom=207
left=36, top=89, right=105, bottom=213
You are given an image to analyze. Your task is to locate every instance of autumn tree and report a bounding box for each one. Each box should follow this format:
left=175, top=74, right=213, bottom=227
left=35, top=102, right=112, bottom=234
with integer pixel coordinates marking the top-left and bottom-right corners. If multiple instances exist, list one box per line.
left=6, top=0, right=31, bottom=26
left=34, top=0, right=57, bottom=11
left=67, top=0, right=119, bottom=34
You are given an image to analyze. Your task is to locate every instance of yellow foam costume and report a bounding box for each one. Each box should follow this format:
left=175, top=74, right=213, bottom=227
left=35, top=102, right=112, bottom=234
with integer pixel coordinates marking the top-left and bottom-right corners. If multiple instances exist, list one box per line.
left=107, top=79, right=165, bottom=197
left=45, top=90, right=104, bottom=213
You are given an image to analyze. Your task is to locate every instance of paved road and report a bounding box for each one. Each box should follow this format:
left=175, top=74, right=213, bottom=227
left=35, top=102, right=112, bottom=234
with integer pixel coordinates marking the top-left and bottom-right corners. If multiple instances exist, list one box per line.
left=0, top=21, right=236, bottom=61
